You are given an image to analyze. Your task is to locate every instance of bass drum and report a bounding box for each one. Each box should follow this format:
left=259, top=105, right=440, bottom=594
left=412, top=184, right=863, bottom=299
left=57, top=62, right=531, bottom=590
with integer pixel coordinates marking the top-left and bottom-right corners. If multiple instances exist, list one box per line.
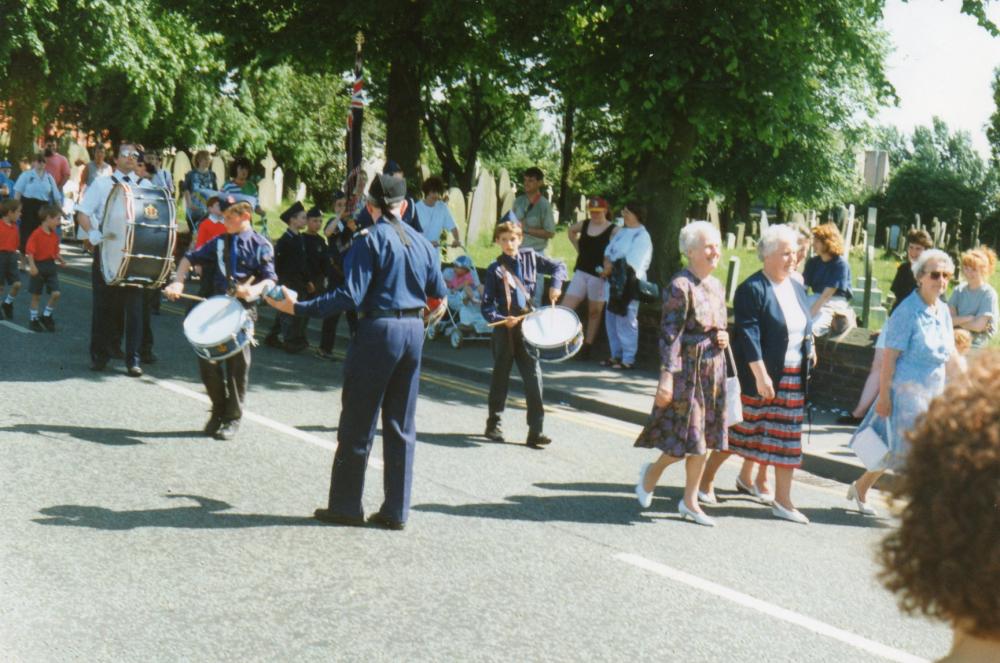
left=101, top=183, right=177, bottom=287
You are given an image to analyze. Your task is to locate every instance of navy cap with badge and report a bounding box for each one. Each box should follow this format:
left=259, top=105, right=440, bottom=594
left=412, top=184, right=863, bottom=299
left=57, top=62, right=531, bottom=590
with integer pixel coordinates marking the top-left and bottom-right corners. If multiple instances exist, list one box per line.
left=280, top=201, right=305, bottom=224
left=307, top=206, right=323, bottom=219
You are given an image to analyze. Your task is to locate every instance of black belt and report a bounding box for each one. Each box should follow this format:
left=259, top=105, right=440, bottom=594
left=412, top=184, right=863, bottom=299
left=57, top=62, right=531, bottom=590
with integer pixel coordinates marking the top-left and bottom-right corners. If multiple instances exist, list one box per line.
left=358, top=308, right=423, bottom=320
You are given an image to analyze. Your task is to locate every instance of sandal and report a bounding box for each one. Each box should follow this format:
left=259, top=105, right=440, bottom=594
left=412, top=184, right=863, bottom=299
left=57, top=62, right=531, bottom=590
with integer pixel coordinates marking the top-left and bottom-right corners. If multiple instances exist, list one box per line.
left=600, top=358, right=621, bottom=368
left=615, top=362, right=634, bottom=370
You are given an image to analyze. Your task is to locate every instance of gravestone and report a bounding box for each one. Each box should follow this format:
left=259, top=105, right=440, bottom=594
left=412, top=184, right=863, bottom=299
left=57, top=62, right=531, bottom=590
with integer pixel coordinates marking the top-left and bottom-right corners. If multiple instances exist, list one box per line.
left=865, top=207, right=877, bottom=250
left=913, top=213, right=921, bottom=229
left=972, top=218, right=981, bottom=247
left=861, top=245, right=875, bottom=328
left=853, top=221, right=864, bottom=248
left=295, top=181, right=307, bottom=203
left=843, top=213, right=856, bottom=252
left=735, top=223, right=746, bottom=250
left=930, top=217, right=942, bottom=245
left=888, top=225, right=900, bottom=252
left=897, top=231, right=907, bottom=253
left=759, top=210, right=769, bottom=234
left=172, top=151, right=192, bottom=196
left=791, top=212, right=805, bottom=227
left=939, top=222, right=948, bottom=248
left=446, top=186, right=467, bottom=243
left=883, top=227, right=890, bottom=251
left=273, top=167, right=284, bottom=207
left=420, top=163, right=430, bottom=182
left=545, top=185, right=553, bottom=201
left=466, top=169, right=497, bottom=246
left=707, top=198, right=720, bottom=229
left=210, top=155, right=227, bottom=191
left=725, top=257, right=740, bottom=305
left=498, top=168, right=512, bottom=202
left=725, top=233, right=735, bottom=250
left=257, top=151, right=277, bottom=210
left=499, top=189, right=514, bottom=219
left=807, top=210, right=817, bottom=227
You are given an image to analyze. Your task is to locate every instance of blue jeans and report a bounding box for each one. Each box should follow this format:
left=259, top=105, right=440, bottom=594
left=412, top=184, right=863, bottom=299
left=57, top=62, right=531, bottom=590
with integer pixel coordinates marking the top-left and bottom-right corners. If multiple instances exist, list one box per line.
left=606, top=301, right=639, bottom=364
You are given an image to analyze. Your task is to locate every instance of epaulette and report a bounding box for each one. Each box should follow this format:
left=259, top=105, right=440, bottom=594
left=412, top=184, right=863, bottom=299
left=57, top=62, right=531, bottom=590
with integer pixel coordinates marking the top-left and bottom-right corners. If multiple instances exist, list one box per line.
left=353, top=228, right=369, bottom=239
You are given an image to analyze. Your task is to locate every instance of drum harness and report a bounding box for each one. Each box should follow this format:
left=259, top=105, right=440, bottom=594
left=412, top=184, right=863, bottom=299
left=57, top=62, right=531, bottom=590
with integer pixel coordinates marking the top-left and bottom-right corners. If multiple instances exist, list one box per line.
left=499, top=264, right=533, bottom=352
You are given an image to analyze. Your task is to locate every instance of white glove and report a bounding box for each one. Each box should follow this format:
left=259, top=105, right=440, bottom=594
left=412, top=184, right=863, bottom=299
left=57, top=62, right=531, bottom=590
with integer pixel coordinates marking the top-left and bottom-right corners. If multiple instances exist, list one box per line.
left=88, top=229, right=103, bottom=245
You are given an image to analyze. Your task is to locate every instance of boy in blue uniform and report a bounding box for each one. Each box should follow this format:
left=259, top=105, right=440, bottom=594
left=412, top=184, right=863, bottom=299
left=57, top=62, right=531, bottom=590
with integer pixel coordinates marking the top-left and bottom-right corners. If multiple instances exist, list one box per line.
left=481, top=220, right=567, bottom=448
left=266, top=201, right=309, bottom=353
left=0, top=161, right=16, bottom=201
left=165, top=202, right=278, bottom=440
left=266, top=175, right=446, bottom=530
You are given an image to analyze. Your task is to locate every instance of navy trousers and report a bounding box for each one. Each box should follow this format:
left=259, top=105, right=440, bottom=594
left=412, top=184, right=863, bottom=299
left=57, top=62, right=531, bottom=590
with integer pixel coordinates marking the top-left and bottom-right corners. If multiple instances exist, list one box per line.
left=488, top=326, right=544, bottom=435
left=327, top=316, right=424, bottom=523
left=90, top=254, right=143, bottom=367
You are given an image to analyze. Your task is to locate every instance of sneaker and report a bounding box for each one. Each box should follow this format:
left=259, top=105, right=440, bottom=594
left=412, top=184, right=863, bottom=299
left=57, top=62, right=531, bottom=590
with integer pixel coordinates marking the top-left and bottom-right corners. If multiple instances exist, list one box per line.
left=484, top=417, right=504, bottom=442
left=526, top=433, right=552, bottom=448
left=29, top=319, right=44, bottom=332
left=215, top=419, right=240, bottom=440
left=1, top=301, right=12, bottom=319
left=40, top=315, right=55, bottom=332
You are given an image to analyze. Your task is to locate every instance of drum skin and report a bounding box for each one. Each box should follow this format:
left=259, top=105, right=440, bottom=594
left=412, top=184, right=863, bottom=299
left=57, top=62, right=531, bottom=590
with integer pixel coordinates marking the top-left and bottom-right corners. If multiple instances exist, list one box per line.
left=520, top=305, right=584, bottom=363
left=101, top=184, right=177, bottom=287
left=183, top=296, right=254, bottom=362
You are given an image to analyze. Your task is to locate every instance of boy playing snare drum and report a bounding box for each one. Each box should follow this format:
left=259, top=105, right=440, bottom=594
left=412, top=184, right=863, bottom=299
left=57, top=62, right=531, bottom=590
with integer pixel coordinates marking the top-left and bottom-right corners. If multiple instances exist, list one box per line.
left=481, top=220, right=567, bottom=448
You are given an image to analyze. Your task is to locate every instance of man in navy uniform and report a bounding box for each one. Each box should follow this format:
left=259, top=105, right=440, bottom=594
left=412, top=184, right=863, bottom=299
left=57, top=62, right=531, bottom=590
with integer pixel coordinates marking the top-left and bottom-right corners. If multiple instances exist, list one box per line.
left=266, top=174, right=446, bottom=530
left=354, top=160, right=422, bottom=233
left=164, top=201, right=278, bottom=440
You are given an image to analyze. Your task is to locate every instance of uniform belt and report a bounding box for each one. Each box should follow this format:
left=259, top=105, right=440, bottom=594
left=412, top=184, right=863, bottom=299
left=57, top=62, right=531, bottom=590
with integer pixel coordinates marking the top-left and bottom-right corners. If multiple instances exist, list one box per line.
left=359, top=308, right=423, bottom=320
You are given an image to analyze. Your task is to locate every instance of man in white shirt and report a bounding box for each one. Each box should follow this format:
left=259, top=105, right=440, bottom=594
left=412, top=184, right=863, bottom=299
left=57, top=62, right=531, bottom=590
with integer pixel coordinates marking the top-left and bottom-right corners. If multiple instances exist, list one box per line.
left=414, top=176, right=460, bottom=260
left=75, top=143, right=148, bottom=376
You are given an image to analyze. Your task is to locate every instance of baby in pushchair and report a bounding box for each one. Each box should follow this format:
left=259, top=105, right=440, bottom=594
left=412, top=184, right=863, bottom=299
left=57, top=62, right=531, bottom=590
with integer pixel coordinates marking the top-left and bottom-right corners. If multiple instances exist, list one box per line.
left=429, top=255, right=491, bottom=348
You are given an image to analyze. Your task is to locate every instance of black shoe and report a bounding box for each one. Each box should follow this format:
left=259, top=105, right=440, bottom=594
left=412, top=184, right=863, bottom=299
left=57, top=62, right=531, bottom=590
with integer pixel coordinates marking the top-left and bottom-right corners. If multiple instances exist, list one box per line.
left=264, top=334, right=283, bottom=349
left=484, top=418, right=504, bottom=442
left=526, top=433, right=552, bottom=448
left=284, top=340, right=308, bottom=354
left=41, top=315, right=55, bottom=332
left=313, top=508, right=366, bottom=527
left=127, top=365, right=143, bottom=378
left=1, top=302, right=12, bottom=319
left=315, top=348, right=336, bottom=360
left=574, top=344, right=592, bottom=360
left=835, top=414, right=863, bottom=426
left=140, top=351, right=158, bottom=364
left=90, top=359, right=107, bottom=372
left=109, top=347, right=125, bottom=360
left=203, top=414, right=224, bottom=436
left=367, top=512, right=406, bottom=531
left=29, top=319, right=44, bottom=332
left=214, top=419, right=240, bottom=440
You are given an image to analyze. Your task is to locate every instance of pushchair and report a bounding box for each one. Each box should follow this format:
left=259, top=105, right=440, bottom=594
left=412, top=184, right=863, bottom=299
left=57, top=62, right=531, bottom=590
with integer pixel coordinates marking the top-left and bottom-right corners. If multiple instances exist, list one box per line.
left=427, top=255, right=492, bottom=349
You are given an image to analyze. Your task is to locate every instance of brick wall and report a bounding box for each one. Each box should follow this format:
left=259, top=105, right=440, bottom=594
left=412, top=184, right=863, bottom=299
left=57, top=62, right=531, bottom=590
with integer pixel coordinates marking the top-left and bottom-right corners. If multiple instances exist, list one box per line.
left=810, top=328, right=876, bottom=408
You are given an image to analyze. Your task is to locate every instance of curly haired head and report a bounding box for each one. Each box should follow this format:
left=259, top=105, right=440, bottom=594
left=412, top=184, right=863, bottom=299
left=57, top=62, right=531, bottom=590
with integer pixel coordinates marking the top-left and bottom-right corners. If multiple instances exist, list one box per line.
left=879, top=350, right=1000, bottom=638
left=811, top=223, right=845, bottom=257
left=960, top=245, right=998, bottom=279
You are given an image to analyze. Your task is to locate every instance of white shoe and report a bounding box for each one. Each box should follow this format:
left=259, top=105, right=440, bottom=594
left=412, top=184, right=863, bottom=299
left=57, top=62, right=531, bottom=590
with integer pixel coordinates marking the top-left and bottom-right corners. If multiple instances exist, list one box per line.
left=679, top=500, right=717, bottom=527
left=735, top=476, right=754, bottom=496
left=847, top=482, right=878, bottom=516
left=635, top=462, right=653, bottom=509
left=771, top=502, right=809, bottom=524
left=697, top=490, right=718, bottom=505
left=752, top=485, right=774, bottom=504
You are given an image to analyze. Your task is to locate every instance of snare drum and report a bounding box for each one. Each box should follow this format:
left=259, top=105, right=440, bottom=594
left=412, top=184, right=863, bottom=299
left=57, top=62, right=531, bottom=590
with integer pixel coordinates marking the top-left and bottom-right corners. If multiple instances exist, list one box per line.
left=520, top=305, right=584, bottom=362
left=101, top=183, right=177, bottom=287
left=183, top=296, right=254, bottom=362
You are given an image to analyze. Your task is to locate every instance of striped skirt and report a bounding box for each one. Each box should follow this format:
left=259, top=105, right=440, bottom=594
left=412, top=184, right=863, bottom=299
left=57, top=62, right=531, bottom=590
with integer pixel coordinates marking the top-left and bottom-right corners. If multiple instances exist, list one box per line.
left=728, top=365, right=805, bottom=468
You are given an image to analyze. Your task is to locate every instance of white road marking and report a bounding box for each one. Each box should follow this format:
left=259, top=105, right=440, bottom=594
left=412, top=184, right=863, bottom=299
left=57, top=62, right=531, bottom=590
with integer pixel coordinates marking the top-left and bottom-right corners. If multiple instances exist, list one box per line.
left=149, top=376, right=384, bottom=469
left=615, top=553, right=928, bottom=663
left=0, top=320, right=29, bottom=334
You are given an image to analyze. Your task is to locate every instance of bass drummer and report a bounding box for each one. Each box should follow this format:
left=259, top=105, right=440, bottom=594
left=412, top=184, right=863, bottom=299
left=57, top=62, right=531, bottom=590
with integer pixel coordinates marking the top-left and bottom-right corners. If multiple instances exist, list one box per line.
left=164, top=201, right=276, bottom=440
left=76, top=143, right=149, bottom=376
left=481, top=218, right=567, bottom=448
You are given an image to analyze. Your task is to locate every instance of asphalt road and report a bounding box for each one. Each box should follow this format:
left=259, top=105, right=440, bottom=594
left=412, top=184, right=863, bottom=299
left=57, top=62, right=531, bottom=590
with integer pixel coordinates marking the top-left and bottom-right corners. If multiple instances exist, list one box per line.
left=0, top=250, right=949, bottom=662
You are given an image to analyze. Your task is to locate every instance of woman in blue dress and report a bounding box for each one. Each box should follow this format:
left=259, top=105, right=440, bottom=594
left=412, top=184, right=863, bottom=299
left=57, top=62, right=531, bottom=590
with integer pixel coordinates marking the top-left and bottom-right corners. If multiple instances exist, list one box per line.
left=848, top=249, right=962, bottom=516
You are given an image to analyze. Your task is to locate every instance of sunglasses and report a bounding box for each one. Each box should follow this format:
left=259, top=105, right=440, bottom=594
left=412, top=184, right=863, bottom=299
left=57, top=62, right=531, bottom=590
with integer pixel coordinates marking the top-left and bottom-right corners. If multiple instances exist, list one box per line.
left=120, top=151, right=140, bottom=159
left=925, top=271, right=952, bottom=281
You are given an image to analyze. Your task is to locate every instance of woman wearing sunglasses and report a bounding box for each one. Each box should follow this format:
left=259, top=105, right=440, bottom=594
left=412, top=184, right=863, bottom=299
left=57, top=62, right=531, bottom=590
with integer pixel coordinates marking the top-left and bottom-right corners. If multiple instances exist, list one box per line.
left=847, top=249, right=964, bottom=516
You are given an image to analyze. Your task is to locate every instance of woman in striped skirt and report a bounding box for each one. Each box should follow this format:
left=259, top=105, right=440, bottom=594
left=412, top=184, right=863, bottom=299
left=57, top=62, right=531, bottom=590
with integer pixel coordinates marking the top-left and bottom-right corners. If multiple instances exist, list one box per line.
left=699, top=224, right=815, bottom=524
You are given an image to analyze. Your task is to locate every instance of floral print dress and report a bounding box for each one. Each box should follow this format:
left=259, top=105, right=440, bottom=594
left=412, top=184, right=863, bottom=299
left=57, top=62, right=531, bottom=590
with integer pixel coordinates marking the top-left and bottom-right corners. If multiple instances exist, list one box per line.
left=635, top=268, right=729, bottom=456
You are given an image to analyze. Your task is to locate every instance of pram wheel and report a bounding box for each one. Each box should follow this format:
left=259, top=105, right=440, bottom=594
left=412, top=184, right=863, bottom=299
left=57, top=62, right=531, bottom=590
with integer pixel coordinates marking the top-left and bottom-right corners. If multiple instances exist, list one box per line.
left=449, top=328, right=463, bottom=349
left=426, top=324, right=438, bottom=341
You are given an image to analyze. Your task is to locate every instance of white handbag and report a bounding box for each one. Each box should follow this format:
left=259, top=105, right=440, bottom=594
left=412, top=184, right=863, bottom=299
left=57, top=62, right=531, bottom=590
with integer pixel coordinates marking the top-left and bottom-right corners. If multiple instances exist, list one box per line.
left=725, top=346, right=743, bottom=427
left=850, top=414, right=891, bottom=470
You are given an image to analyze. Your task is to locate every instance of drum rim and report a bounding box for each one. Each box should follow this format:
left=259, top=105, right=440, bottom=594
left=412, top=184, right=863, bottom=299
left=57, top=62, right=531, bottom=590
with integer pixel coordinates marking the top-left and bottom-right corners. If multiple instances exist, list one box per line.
left=521, top=305, right=583, bottom=346
left=183, top=296, right=251, bottom=345
left=101, top=184, right=178, bottom=288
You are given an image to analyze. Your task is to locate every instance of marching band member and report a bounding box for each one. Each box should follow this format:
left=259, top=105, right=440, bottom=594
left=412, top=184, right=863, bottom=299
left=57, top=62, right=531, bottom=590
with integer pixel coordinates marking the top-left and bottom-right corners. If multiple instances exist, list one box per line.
left=164, top=202, right=277, bottom=440
left=265, top=174, right=446, bottom=530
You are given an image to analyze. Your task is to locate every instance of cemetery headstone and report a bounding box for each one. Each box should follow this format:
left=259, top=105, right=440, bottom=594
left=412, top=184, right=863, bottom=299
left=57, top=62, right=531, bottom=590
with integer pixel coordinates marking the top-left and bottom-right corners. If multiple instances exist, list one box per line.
left=725, top=257, right=740, bottom=305
left=913, top=213, right=921, bottom=229
left=725, top=233, right=735, bottom=250
left=499, top=189, right=514, bottom=218
left=862, top=244, right=875, bottom=328
left=865, top=207, right=877, bottom=250
left=295, top=181, right=307, bottom=203
left=210, top=154, right=227, bottom=191
left=577, top=194, right=587, bottom=222
left=498, top=168, right=512, bottom=202
left=791, top=212, right=805, bottom=226
left=446, top=186, right=467, bottom=242
left=707, top=198, right=720, bottom=229
left=172, top=151, right=192, bottom=197
left=888, top=225, right=900, bottom=252
left=843, top=213, right=856, bottom=251
left=258, top=151, right=277, bottom=210
left=466, top=170, right=497, bottom=246
left=735, top=223, right=746, bottom=250
left=759, top=210, right=769, bottom=234
left=273, top=167, right=284, bottom=207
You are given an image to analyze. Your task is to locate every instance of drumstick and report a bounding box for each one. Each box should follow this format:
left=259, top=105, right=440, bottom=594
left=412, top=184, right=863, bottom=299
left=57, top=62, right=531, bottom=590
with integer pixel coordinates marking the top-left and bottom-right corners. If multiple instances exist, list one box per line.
left=175, top=292, right=206, bottom=302
left=488, top=314, right=527, bottom=327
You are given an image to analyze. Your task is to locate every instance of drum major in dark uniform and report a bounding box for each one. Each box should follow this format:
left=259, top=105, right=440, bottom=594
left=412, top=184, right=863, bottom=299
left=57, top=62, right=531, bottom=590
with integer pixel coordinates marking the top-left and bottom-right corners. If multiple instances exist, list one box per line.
left=266, top=174, right=446, bottom=530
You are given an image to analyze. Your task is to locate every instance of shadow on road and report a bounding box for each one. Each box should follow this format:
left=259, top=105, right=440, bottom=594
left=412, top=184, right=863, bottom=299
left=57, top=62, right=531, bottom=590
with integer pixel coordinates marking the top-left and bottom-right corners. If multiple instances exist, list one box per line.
left=0, top=423, right=198, bottom=446
left=32, top=494, right=318, bottom=530
left=414, top=493, right=656, bottom=525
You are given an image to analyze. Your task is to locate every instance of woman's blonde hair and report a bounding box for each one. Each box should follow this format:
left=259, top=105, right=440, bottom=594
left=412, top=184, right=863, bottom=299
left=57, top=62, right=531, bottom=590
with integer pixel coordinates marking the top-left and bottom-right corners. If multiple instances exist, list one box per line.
left=811, top=223, right=845, bottom=257
left=960, top=245, right=997, bottom=278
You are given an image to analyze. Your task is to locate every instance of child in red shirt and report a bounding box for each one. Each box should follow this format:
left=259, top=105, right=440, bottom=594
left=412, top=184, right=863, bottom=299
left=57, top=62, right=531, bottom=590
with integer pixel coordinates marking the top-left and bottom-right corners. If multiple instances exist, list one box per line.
left=0, top=199, right=22, bottom=320
left=25, top=204, right=67, bottom=332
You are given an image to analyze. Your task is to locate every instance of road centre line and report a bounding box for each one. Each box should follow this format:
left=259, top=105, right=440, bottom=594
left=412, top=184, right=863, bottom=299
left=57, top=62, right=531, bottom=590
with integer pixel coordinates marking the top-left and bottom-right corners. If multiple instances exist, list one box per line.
left=0, top=320, right=29, bottom=334
left=615, top=553, right=928, bottom=663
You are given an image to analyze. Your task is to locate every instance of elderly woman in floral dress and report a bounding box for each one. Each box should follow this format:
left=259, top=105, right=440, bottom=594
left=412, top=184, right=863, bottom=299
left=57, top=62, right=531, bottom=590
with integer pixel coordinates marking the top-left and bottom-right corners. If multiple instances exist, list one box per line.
left=633, top=221, right=729, bottom=527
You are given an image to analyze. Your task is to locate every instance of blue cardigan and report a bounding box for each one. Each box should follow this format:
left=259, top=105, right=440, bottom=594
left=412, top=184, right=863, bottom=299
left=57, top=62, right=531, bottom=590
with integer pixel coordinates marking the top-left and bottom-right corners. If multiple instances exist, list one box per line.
left=732, top=270, right=813, bottom=398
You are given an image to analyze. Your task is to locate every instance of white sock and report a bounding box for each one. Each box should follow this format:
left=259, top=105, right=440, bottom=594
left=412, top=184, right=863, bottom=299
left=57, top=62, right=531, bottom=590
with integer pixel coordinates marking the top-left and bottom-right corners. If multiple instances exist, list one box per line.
left=3, top=295, right=12, bottom=304
left=43, top=306, right=54, bottom=317
left=30, top=309, right=38, bottom=320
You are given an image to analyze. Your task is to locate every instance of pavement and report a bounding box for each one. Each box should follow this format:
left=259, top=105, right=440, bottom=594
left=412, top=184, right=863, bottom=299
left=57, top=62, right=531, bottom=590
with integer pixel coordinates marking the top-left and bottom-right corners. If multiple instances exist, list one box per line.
left=0, top=243, right=941, bottom=662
